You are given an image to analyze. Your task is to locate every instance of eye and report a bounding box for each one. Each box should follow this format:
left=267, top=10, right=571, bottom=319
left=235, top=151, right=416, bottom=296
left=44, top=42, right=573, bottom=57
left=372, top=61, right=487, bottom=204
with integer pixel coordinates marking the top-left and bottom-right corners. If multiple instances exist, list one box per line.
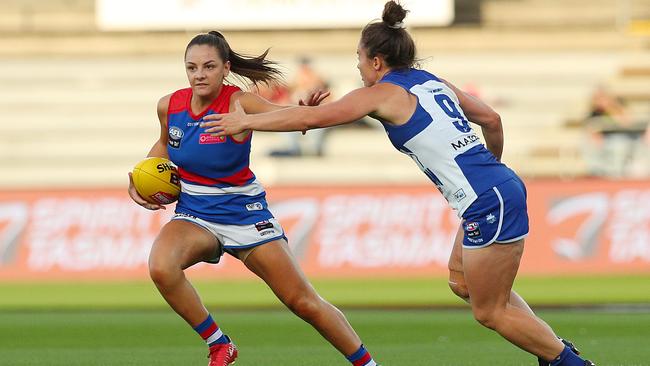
left=206, top=64, right=215, bottom=70
left=186, top=66, right=196, bottom=72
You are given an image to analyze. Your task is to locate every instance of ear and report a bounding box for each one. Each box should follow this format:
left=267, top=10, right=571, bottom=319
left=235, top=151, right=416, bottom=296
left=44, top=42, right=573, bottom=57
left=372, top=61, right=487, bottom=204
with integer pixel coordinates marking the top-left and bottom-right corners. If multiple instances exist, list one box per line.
left=223, top=60, right=231, bottom=77
left=372, top=56, right=382, bottom=71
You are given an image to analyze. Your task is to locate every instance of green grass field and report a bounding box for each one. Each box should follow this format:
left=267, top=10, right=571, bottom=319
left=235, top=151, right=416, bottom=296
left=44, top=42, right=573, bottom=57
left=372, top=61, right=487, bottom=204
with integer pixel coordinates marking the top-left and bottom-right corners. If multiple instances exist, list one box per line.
left=1, top=275, right=649, bottom=310
left=1, top=275, right=649, bottom=365
left=0, top=309, right=648, bottom=366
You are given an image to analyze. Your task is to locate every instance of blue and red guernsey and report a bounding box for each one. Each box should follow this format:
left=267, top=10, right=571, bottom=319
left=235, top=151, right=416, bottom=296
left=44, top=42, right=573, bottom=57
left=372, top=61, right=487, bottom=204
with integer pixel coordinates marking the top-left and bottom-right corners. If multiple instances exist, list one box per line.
left=166, top=85, right=273, bottom=225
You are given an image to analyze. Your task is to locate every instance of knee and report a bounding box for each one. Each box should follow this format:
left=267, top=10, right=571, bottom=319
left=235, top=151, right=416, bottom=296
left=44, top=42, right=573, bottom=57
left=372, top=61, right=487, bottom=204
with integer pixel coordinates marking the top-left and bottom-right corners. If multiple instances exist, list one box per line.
left=448, top=270, right=470, bottom=302
left=284, top=294, right=323, bottom=321
left=448, top=280, right=470, bottom=302
left=148, top=258, right=181, bottom=288
left=471, top=307, right=501, bottom=330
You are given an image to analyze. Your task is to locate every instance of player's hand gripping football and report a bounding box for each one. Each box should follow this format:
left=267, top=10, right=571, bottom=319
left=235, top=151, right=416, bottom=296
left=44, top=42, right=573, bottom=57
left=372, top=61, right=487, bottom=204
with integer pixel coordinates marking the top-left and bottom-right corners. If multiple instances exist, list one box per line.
left=127, top=172, right=165, bottom=210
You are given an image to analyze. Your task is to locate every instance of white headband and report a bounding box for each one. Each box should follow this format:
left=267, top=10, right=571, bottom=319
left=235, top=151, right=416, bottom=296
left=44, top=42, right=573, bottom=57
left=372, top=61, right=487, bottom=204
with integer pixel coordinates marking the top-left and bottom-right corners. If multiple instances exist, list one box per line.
left=387, top=21, right=404, bottom=29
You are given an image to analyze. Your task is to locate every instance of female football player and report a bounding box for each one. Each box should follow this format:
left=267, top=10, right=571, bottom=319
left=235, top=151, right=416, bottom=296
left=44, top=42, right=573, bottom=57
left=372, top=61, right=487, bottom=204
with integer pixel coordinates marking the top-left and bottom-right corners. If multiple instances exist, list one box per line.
left=200, top=3, right=596, bottom=366
left=127, top=31, right=379, bottom=366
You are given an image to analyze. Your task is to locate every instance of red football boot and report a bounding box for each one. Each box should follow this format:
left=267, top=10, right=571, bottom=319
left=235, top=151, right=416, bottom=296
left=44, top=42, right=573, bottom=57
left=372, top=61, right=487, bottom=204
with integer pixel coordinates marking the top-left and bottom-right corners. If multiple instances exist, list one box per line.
left=208, top=339, right=238, bottom=366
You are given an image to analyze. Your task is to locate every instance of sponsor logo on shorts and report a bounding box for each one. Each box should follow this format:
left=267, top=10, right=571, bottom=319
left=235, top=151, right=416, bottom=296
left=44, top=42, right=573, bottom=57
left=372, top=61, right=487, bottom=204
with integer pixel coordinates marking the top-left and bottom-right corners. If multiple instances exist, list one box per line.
left=173, top=212, right=198, bottom=220
left=486, top=213, right=496, bottom=224
left=168, top=126, right=183, bottom=148
left=255, top=220, right=274, bottom=232
left=464, top=221, right=482, bottom=243
left=199, top=133, right=226, bottom=144
left=454, top=189, right=467, bottom=201
left=259, top=229, right=275, bottom=236
left=246, top=202, right=264, bottom=211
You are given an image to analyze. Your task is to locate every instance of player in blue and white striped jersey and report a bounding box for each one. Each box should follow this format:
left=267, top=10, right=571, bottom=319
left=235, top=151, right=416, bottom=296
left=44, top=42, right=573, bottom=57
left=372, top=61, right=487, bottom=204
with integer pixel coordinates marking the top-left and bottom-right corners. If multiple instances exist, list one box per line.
left=202, top=2, right=595, bottom=366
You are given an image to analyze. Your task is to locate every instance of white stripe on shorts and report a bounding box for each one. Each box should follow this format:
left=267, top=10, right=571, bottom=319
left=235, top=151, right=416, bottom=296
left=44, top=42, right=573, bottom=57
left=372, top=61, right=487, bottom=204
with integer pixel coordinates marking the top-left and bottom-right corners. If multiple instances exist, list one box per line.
left=181, top=180, right=264, bottom=196
left=487, top=186, right=505, bottom=245
left=464, top=186, right=505, bottom=249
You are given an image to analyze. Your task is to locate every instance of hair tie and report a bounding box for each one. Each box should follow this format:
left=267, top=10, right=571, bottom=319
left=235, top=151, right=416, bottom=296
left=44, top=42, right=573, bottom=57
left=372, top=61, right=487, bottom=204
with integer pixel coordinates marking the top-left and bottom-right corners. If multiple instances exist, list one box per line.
left=387, top=22, right=404, bottom=29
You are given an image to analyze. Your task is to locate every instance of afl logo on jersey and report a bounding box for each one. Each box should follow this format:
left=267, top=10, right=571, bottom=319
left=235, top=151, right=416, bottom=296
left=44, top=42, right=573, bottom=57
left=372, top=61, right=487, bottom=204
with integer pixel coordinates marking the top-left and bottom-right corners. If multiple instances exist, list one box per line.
left=168, top=126, right=183, bottom=148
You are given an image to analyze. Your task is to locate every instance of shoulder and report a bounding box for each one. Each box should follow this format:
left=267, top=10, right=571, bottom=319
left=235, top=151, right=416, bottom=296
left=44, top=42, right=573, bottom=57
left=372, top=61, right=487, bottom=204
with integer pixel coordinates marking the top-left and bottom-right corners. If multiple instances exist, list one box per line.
left=157, top=93, right=173, bottom=117
left=164, top=88, right=193, bottom=115
left=370, top=82, right=409, bottom=101
left=223, top=84, right=242, bottom=99
left=229, top=90, right=271, bottom=113
left=158, top=93, right=173, bottom=107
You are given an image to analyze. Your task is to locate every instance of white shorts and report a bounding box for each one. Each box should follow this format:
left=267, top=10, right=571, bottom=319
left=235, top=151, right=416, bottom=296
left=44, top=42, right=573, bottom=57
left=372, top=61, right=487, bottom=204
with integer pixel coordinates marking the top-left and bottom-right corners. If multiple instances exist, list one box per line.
left=172, top=212, right=286, bottom=263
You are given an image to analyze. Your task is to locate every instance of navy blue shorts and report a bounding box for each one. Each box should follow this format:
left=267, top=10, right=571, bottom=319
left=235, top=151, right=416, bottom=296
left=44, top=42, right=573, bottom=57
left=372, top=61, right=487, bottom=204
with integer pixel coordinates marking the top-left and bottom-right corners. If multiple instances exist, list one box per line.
left=461, top=177, right=529, bottom=248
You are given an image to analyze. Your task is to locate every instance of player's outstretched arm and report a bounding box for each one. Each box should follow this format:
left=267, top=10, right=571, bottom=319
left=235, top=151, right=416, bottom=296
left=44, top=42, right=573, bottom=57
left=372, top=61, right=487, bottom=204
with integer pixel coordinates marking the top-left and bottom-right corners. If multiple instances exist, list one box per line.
left=201, top=86, right=382, bottom=136
left=442, top=79, right=504, bottom=160
left=234, top=89, right=331, bottom=115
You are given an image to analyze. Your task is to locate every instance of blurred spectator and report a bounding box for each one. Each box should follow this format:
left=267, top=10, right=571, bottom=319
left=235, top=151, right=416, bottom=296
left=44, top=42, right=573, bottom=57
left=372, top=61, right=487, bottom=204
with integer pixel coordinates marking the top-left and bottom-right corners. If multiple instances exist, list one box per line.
left=254, top=82, right=291, bottom=105
left=582, top=85, right=649, bottom=177
left=269, top=57, right=330, bottom=157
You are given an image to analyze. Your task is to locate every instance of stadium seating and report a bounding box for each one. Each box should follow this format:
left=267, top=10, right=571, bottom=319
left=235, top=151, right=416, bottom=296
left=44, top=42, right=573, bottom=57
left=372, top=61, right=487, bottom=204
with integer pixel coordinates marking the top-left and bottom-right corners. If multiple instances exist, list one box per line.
left=1, top=0, right=649, bottom=187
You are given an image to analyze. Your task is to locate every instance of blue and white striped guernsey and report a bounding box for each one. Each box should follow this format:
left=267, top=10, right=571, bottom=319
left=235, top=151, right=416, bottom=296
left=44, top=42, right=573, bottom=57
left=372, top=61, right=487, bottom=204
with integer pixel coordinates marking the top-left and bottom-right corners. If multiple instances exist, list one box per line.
left=377, top=68, right=517, bottom=217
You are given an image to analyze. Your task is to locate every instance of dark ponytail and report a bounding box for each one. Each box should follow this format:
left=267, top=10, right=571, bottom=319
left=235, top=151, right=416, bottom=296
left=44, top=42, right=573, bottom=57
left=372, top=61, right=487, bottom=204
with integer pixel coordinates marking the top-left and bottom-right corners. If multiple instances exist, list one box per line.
left=185, top=31, right=283, bottom=86
left=360, top=1, right=417, bottom=70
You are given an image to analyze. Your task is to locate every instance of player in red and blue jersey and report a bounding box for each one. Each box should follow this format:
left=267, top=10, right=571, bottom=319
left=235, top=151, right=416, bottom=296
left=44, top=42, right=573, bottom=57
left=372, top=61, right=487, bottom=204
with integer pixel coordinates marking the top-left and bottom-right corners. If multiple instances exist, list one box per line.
left=201, top=3, right=596, bottom=366
left=127, top=31, right=379, bottom=366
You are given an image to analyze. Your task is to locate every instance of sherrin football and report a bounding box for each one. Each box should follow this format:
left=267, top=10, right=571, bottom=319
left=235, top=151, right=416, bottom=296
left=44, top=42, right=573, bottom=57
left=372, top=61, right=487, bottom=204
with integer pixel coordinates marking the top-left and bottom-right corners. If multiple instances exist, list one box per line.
left=132, top=157, right=181, bottom=205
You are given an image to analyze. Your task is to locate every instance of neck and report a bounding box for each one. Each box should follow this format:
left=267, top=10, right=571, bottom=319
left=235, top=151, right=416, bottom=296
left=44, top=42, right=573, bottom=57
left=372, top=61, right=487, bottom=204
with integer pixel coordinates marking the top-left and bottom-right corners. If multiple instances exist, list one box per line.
left=376, top=68, right=392, bottom=82
left=191, top=84, right=223, bottom=111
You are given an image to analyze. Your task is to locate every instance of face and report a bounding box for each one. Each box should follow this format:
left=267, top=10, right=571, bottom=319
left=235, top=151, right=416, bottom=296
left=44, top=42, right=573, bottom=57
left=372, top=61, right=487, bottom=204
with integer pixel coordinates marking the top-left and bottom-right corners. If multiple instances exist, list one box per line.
left=185, top=44, right=230, bottom=98
left=356, top=44, right=379, bottom=87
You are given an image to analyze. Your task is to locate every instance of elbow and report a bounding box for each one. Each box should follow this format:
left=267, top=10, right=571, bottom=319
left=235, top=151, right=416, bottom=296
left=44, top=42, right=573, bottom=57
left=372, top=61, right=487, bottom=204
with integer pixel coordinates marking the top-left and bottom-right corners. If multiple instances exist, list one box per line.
left=485, top=111, right=502, bottom=131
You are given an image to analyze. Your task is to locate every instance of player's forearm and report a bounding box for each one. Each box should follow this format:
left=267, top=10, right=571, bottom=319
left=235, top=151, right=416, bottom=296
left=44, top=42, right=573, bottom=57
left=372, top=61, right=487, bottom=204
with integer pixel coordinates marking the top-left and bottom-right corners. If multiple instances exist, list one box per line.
left=481, top=123, right=504, bottom=161
left=243, top=106, right=318, bottom=132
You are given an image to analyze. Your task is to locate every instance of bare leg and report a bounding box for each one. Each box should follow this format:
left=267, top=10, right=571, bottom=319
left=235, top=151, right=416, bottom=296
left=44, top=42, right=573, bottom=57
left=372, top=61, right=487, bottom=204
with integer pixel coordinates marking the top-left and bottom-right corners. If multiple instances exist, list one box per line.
left=447, top=225, right=557, bottom=338
left=148, top=220, right=220, bottom=326
left=241, top=239, right=362, bottom=356
left=463, top=240, right=564, bottom=361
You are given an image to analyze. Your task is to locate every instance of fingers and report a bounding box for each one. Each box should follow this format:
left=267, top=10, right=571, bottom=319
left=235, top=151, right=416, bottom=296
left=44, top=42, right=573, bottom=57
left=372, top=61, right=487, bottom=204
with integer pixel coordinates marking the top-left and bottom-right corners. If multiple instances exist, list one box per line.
left=199, top=120, right=222, bottom=130
left=315, top=91, right=330, bottom=105
left=144, top=203, right=166, bottom=210
left=203, top=126, right=225, bottom=134
left=201, top=114, right=224, bottom=122
left=303, top=90, right=331, bottom=106
left=127, top=173, right=166, bottom=210
left=200, top=118, right=226, bottom=134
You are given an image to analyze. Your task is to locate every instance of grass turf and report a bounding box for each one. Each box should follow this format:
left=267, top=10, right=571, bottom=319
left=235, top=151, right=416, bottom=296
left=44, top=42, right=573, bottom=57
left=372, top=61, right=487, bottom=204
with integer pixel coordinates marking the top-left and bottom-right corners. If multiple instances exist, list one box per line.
left=0, top=309, right=648, bottom=366
left=1, top=275, right=649, bottom=310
